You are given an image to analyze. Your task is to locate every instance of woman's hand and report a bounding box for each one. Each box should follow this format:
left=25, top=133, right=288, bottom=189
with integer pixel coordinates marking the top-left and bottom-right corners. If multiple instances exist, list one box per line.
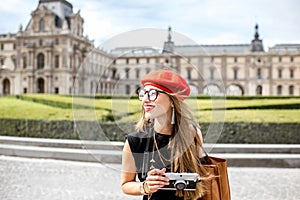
left=144, top=168, right=169, bottom=194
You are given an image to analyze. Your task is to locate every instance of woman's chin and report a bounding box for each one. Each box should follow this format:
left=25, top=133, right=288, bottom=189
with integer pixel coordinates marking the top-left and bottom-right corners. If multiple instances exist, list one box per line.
left=144, top=113, right=152, bottom=120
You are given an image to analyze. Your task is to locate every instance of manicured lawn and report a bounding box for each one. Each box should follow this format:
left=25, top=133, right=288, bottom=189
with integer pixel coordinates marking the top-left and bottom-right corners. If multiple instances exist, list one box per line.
left=0, top=94, right=299, bottom=123
left=0, top=97, right=73, bottom=120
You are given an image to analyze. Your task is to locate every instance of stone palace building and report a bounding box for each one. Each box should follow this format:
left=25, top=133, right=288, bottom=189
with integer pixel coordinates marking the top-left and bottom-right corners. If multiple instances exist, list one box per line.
left=0, top=0, right=299, bottom=96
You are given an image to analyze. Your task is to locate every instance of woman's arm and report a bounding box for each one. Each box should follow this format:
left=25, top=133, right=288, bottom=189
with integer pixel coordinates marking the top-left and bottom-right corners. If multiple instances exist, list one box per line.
left=120, top=140, right=169, bottom=195
left=120, top=140, right=143, bottom=195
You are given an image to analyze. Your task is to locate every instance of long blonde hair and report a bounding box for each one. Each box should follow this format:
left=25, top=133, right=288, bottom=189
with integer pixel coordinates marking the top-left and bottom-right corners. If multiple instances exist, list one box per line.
left=135, top=94, right=211, bottom=199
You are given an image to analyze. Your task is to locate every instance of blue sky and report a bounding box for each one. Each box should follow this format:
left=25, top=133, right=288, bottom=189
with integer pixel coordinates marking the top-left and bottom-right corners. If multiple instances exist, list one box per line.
left=0, top=0, right=299, bottom=50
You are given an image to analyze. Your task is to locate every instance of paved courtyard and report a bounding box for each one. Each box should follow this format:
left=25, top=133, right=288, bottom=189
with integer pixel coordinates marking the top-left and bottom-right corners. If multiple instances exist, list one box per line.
left=0, top=155, right=299, bottom=200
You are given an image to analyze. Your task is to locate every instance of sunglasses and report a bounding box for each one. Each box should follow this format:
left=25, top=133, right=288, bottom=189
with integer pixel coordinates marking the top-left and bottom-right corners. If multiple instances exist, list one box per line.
left=137, top=88, right=169, bottom=101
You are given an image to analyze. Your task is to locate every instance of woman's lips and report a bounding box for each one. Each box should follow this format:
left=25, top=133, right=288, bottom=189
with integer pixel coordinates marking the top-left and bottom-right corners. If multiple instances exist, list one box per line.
left=144, top=105, right=154, bottom=112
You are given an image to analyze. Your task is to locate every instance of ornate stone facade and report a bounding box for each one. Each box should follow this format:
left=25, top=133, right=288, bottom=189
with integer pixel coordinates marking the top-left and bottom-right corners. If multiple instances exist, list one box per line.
left=0, top=0, right=113, bottom=96
left=110, top=26, right=300, bottom=96
left=0, top=0, right=299, bottom=96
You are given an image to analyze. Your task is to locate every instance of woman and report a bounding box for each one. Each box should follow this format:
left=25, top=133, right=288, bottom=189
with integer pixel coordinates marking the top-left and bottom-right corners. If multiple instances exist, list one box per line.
left=121, top=68, right=209, bottom=200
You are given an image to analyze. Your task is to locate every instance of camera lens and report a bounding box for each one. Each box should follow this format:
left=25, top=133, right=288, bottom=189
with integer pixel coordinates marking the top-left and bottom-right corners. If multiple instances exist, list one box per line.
left=174, top=180, right=187, bottom=190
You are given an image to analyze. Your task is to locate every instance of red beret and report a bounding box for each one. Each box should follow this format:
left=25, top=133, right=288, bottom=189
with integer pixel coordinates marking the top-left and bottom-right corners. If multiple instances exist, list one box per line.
left=141, top=69, right=190, bottom=100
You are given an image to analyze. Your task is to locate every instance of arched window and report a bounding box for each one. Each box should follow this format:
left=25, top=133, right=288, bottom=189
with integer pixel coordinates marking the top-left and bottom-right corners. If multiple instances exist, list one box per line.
left=3, top=78, right=10, bottom=95
left=203, top=84, right=222, bottom=96
left=37, top=53, right=45, bottom=69
left=256, top=85, right=262, bottom=95
left=226, top=84, right=244, bottom=96
left=39, top=19, right=45, bottom=32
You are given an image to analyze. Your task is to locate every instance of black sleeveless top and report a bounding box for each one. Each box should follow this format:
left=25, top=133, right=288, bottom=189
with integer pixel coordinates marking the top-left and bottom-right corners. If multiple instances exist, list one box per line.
left=127, top=131, right=184, bottom=200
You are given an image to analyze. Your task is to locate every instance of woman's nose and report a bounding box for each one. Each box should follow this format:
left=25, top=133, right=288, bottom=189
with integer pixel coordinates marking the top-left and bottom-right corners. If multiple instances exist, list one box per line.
left=142, top=95, right=150, bottom=103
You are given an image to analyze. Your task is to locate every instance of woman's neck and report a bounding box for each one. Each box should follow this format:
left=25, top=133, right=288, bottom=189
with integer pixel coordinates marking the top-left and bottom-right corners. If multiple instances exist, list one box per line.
left=154, top=119, right=173, bottom=135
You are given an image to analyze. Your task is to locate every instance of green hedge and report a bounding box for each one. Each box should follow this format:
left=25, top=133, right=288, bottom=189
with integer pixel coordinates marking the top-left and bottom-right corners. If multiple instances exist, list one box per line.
left=17, top=94, right=300, bottom=111
left=0, top=119, right=299, bottom=144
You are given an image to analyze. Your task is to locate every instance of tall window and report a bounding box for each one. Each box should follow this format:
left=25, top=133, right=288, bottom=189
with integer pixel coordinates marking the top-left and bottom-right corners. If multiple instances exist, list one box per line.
left=210, top=68, right=214, bottom=80
left=257, top=68, right=261, bottom=79
left=37, top=78, right=45, bottom=93
left=55, top=16, right=61, bottom=28
left=3, top=78, right=10, bottom=95
left=290, top=69, right=294, bottom=78
left=23, top=56, right=27, bottom=68
left=12, top=58, right=16, bottom=68
left=37, top=53, right=45, bottom=69
left=277, top=85, right=282, bottom=95
left=136, top=69, right=140, bottom=79
left=55, top=55, right=59, bottom=68
left=289, top=85, right=294, bottom=95
left=125, top=68, right=130, bottom=79
left=233, top=68, right=238, bottom=80
left=39, top=19, right=45, bottom=32
left=278, top=69, right=282, bottom=79
left=125, top=85, right=130, bottom=95
left=187, top=68, right=192, bottom=81
left=112, top=68, right=117, bottom=79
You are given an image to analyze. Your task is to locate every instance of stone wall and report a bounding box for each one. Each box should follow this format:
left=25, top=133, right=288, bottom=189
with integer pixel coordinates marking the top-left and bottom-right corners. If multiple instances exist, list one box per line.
left=0, top=119, right=299, bottom=144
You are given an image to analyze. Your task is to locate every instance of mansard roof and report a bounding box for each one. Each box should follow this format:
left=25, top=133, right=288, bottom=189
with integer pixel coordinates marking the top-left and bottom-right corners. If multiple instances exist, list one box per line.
left=175, top=44, right=251, bottom=55
left=38, top=0, right=73, bottom=19
left=39, top=0, right=73, bottom=10
left=110, top=46, right=161, bottom=57
left=269, top=44, right=300, bottom=53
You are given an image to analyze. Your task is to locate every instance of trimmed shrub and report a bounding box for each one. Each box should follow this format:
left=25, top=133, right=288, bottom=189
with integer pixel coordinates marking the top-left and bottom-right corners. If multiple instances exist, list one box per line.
left=0, top=119, right=299, bottom=144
